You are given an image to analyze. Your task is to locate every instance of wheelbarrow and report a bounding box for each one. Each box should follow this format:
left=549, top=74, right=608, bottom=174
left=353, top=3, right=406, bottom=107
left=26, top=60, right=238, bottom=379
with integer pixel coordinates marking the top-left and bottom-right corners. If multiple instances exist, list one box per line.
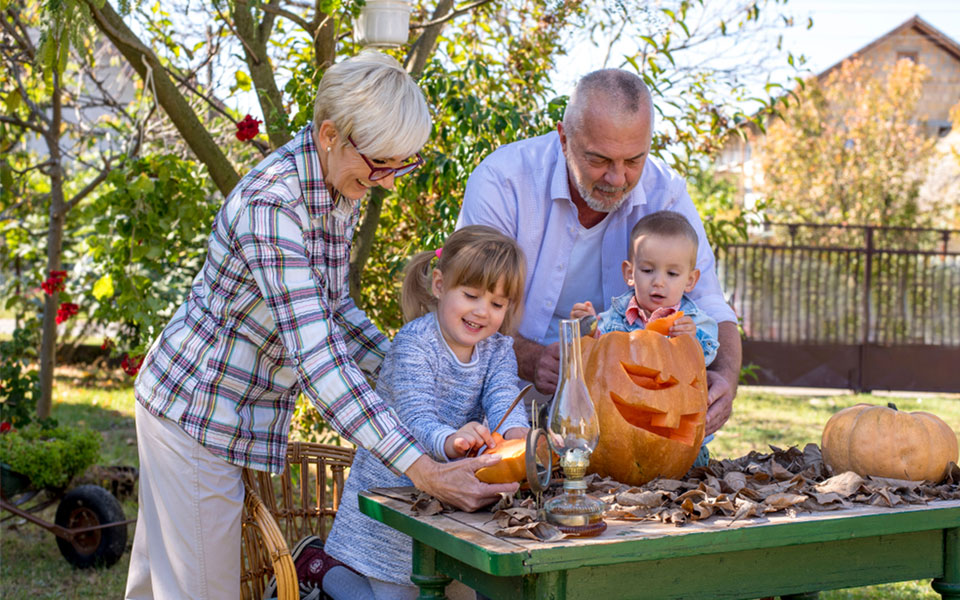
left=0, top=462, right=136, bottom=568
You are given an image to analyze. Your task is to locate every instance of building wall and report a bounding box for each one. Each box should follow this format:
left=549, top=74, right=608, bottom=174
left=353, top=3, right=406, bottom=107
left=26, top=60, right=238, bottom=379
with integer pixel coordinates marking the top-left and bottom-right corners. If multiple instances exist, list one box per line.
left=857, top=26, right=960, bottom=136
left=714, top=22, right=960, bottom=205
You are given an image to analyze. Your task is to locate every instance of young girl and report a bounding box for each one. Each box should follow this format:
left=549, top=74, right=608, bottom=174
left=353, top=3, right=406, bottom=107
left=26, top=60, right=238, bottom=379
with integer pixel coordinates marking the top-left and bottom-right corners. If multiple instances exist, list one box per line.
left=320, top=225, right=530, bottom=599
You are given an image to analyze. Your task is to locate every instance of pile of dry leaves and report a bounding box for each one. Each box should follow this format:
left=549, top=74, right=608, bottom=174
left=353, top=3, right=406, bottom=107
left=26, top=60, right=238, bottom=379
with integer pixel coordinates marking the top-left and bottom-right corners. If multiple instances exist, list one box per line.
left=409, top=444, right=960, bottom=542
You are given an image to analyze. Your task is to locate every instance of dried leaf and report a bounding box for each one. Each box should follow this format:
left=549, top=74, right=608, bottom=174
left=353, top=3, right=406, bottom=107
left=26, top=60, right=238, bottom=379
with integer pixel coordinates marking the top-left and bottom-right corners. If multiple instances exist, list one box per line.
left=723, top=471, right=747, bottom=492
left=494, top=521, right=566, bottom=542
left=615, top=490, right=666, bottom=508
left=814, top=471, right=865, bottom=497
left=763, top=492, right=808, bottom=511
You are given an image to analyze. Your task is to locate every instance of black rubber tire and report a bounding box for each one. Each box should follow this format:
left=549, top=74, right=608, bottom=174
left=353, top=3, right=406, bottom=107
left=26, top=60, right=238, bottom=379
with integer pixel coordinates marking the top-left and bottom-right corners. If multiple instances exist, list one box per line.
left=54, top=484, right=128, bottom=568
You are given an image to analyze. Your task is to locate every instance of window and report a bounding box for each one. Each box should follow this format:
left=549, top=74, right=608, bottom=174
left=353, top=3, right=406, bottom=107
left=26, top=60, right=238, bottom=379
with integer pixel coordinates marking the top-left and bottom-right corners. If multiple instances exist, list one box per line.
left=897, top=51, right=918, bottom=63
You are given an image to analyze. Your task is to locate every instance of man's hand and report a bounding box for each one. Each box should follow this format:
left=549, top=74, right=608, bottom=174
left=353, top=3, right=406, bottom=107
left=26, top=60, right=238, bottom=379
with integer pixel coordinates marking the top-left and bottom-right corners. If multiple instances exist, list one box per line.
left=405, top=454, right=519, bottom=512
left=705, top=370, right=735, bottom=435
left=514, top=335, right=560, bottom=395
left=704, top=321, right=742, bottom=436
left=444, top=421, right=494, bottom=459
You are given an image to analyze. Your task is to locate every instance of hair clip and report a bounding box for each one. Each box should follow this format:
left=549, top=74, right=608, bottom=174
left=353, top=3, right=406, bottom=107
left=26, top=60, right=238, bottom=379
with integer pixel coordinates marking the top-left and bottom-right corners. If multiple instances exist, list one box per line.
left=434, top=248, right=443, bottom=259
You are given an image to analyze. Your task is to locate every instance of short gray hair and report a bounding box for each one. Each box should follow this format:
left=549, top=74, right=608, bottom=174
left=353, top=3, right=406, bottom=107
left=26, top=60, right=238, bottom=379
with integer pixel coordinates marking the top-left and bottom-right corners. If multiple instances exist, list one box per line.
left=563, top=69, right=654, bottom=135
left=313, top=50, right=431, bottom=159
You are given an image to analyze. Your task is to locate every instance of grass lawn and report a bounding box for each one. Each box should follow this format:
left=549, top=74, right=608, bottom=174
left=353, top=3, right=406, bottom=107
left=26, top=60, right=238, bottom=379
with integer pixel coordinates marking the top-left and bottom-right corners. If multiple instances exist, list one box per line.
left=1, top=370, right=957, bottom=599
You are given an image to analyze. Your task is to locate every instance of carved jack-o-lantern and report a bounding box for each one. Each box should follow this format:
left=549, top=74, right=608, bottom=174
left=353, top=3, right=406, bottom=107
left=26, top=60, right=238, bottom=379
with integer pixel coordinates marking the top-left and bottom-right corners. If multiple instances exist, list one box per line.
left=581, top=330, right=708, bottom=486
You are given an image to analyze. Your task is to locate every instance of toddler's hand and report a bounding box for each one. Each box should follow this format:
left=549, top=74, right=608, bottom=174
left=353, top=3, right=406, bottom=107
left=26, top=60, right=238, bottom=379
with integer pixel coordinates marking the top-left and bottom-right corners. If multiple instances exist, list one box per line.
left=669, top=315, right=697, bottom=338
left=444, top=422, right=491, bottom=459
left=570, top=301, right=597, bottom=320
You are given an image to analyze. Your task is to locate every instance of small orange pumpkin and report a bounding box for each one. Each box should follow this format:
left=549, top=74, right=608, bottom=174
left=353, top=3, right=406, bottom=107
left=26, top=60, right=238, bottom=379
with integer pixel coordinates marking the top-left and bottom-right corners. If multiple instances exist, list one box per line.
left=822, top=402, right=959, bottom=482
left=581, top=330, right=708, bottom=486
left=645, top=310, right=684, bottom=336
left=475, top=433, right=528, bottom=484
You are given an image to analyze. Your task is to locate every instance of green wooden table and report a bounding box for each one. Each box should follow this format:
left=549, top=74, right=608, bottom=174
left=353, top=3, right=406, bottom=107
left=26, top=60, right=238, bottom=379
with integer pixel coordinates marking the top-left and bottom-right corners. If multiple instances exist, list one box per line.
left=359, top=488, right=960, bottom=600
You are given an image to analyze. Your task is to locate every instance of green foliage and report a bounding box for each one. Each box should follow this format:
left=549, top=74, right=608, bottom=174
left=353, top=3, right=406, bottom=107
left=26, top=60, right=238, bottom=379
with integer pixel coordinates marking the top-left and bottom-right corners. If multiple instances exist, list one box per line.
left=0, top=322, right=42, bottom=427
left=0, top=423, right=101, bottom=489
left=81, top=155, right=218, bottom=355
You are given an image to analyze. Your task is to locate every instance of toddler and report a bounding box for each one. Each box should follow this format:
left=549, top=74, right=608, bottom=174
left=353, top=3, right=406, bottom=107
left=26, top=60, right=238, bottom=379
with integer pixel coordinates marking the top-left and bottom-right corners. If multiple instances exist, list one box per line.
left=571, top=211, right=719, bottom=466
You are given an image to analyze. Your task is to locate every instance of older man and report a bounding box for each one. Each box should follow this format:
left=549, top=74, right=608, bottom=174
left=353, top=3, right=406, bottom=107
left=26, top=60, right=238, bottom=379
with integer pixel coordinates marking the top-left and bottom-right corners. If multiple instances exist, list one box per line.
left=456, top=68, right=741, bottom=437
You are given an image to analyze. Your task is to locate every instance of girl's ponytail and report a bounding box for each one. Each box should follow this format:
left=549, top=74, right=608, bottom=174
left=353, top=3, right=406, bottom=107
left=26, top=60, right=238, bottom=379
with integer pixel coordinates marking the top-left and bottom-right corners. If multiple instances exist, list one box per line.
left=400, top=249, right=438, bottom=322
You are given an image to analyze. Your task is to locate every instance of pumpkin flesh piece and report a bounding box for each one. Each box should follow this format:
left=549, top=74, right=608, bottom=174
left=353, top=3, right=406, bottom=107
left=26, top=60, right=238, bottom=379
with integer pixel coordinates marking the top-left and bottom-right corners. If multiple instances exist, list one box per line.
left=645, top=310, right=684, bottom=336
left=475, top=437, right=527, bottom=484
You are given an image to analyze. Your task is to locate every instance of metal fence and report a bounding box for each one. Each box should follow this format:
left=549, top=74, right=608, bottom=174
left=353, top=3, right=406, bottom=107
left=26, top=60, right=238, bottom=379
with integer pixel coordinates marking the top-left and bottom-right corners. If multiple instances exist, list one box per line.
left=715, top=223, right=960, bottom=392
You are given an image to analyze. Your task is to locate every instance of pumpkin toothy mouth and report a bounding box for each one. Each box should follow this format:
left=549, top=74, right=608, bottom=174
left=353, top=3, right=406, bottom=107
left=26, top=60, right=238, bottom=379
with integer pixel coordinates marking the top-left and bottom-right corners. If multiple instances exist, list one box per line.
left=611, top=362, right=701, bottom=446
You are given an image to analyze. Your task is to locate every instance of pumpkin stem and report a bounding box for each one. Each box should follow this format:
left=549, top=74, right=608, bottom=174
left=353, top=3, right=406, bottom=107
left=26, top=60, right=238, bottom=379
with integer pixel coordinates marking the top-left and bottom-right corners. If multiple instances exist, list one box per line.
left=887, top=402, right=898, bottom=411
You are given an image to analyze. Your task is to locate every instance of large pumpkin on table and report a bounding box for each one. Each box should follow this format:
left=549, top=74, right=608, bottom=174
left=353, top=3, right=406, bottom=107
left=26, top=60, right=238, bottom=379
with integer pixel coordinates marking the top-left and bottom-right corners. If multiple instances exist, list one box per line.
left=581, top=330, right=708, bottom=486
left=821, top=402, right=959, bottom=482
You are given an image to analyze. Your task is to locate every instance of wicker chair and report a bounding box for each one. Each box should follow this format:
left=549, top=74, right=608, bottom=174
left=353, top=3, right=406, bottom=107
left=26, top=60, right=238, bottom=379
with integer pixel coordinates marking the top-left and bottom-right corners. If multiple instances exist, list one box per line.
left=241, top=442, right=355, bottom=600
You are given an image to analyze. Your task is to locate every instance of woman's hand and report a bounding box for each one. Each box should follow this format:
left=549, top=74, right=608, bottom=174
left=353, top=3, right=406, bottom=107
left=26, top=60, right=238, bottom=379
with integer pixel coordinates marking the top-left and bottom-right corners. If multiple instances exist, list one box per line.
left=668, top=315, right=697, bottom=338
left=444, top=422, right=494, bottom=459
left=405, top=454, right=519, bottom=512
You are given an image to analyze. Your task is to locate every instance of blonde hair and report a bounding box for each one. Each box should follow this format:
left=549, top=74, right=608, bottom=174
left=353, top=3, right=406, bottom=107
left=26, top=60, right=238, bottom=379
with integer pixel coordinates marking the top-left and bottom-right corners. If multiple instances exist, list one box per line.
left=313, top=50, right=431, bottom=159
left=401, top=226, right=526, bottom=335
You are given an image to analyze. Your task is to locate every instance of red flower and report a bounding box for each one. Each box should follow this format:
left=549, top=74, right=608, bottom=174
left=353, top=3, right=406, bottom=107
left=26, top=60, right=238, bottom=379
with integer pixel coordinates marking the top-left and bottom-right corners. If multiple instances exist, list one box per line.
left=55, top=302, right=79, bottom=324
left=121, top=354, right=144, bottom=377
left=0, top=422, right=10, bottom=434
left=236, top=114, right=262, bottom=142
left=41, top=270, right=67, bottom=295
left=101, top=337, right=113, bottom=351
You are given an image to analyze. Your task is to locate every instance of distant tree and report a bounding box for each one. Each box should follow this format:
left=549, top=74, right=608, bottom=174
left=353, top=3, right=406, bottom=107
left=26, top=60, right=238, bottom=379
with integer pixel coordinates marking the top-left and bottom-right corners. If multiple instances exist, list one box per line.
left=918, top=100, right=960, bottom=230
left=758, top=58, right=936, bottom=229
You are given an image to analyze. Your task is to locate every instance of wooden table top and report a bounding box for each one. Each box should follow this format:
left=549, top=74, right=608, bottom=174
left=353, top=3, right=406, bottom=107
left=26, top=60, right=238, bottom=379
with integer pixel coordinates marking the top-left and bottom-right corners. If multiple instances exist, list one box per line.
left=360, top=487, right=960, bottom=576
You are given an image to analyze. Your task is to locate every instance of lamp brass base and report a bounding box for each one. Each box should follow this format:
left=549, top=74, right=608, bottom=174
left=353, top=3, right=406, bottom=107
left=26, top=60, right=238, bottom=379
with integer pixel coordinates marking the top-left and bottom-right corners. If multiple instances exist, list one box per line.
left=553, top=520, right=607, bottom=538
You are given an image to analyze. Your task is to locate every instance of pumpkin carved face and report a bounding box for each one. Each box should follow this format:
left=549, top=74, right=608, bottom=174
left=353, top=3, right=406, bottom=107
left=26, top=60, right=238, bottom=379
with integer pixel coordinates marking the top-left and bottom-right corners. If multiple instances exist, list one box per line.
left=581, top=330, right=708, bottom=486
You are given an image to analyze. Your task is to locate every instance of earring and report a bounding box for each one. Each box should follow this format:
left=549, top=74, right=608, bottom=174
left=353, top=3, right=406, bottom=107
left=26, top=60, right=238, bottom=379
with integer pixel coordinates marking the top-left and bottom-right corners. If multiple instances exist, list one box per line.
left=326, top=147, right=331, bottom=152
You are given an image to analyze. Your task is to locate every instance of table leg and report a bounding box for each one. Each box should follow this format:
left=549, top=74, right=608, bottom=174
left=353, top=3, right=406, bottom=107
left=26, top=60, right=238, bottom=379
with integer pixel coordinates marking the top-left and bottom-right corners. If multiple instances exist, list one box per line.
left=932, top=527, right=960, bottom=600
left=411, top=540, right=452, bottom=600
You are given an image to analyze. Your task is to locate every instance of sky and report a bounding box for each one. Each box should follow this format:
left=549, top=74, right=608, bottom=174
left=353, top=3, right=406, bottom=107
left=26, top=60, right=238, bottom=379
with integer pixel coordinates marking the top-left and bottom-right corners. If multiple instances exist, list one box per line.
left=551, top=0, right=960, bottom=99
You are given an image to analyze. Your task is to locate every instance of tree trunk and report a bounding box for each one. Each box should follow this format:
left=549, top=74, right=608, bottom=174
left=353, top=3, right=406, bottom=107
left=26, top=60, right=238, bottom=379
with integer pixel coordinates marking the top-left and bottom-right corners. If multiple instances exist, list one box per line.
left=349, top=187, right=385, bottom=303
left=37, top=68, right=66, bottom=421
left=84, top=0, right=240, bottom=197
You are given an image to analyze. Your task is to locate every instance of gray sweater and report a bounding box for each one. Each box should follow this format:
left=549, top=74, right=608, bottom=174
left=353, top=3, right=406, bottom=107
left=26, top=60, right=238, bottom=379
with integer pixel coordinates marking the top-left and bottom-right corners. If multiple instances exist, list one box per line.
left=324, top=312, right=529, bottom=584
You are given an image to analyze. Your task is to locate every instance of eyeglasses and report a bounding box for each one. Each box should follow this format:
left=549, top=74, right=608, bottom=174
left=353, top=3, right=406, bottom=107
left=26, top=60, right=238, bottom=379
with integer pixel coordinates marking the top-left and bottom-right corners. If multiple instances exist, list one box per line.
left=347, top=135, right=424, bottom=181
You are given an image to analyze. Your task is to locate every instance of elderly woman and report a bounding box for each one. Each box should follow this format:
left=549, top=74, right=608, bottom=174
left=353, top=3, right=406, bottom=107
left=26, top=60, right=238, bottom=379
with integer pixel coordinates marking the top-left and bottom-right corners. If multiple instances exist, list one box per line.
left=124, top=51, right=517, bottom=600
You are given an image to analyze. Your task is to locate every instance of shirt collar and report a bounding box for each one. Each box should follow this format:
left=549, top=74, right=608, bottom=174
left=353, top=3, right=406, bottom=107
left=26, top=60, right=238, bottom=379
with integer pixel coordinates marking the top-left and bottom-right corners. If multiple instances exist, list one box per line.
left=625, top=294, right=681, bottom=326
left=293, top=123, right=358, bottom=223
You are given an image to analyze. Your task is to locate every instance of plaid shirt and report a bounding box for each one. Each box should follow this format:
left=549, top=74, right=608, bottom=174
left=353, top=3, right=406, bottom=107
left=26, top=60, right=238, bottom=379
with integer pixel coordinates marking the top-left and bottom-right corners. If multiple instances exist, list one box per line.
left=135, top=124, right=424, bottom=475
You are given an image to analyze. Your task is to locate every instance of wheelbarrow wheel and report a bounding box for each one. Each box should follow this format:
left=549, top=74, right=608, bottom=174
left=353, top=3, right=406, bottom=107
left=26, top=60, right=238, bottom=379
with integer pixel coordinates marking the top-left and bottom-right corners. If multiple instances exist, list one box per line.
left=54, top=484, right=128, bottom=568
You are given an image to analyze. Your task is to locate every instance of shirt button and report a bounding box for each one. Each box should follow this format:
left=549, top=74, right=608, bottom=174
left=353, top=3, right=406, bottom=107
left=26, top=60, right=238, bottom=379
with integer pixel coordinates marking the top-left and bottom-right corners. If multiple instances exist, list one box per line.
left=557, top=264, right=564, bottom=271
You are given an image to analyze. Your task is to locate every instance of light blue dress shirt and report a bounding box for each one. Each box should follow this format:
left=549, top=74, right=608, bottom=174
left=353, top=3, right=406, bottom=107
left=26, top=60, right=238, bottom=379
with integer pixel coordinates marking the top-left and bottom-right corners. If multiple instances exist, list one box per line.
left=458, top=131, right=737, bottom=345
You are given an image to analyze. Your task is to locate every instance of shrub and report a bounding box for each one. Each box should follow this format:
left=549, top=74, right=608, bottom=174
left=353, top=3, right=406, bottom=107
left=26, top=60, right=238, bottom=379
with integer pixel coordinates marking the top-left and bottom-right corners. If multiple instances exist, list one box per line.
left=0, top=424, right=101, bottom=490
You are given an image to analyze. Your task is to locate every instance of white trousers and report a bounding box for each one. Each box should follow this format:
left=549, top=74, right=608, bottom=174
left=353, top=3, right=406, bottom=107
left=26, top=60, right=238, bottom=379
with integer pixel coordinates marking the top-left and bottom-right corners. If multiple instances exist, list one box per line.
left=125, top=402, right=244, bottom=600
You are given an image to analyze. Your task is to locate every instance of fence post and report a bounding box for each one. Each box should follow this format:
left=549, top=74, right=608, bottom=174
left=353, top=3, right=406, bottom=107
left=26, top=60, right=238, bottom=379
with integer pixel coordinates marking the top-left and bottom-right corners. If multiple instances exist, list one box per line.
left=858, top=227, right=874, bottom=392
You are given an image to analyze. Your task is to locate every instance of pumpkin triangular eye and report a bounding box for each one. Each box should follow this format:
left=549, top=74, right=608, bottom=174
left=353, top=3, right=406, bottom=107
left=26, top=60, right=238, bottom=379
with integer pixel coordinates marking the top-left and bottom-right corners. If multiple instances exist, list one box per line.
left=620, top=362, right=677, bottom=390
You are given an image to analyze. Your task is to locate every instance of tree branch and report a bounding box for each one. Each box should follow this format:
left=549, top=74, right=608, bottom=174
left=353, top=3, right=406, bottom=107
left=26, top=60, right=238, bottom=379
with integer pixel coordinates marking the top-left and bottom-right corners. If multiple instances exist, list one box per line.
left=257, top=2, right=313, bottom=33
left=0, top=114, right=46, bottom=135
left=405, top=0, right=454, bottom=80
left=409, top=0, right=493, bottom=30
left=82, top=0, right=240, bottom=196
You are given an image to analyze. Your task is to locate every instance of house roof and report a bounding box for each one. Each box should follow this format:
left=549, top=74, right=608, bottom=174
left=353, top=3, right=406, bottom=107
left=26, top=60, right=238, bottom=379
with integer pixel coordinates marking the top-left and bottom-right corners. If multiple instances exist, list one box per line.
left=817, top=15, right=960, bottom=80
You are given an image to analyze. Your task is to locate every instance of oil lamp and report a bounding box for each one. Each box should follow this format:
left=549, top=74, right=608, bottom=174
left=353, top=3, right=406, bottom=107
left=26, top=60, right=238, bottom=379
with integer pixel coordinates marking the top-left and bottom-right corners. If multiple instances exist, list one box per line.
left=542, top=318, right=606, bottom=536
